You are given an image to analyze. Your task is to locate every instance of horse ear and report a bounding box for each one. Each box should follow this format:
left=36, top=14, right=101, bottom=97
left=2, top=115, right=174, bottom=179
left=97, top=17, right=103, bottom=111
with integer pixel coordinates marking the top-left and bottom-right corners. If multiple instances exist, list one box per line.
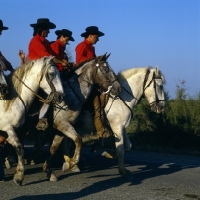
left=155, top=66, right=159, bottom=75
left=105, top=53, right=111, bottom=60
left=99, top=53, right=107, bottom=62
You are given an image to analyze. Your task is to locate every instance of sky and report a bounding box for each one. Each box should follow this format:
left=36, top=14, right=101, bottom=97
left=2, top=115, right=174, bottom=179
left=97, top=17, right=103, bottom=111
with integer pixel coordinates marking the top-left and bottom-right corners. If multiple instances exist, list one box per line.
left=0, top=0, right=199, bottom=99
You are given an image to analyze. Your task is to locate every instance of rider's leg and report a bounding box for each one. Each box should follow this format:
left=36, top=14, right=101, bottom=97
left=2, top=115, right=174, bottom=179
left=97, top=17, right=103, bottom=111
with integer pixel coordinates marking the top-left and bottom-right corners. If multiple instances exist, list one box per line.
left=93, top=94, right=111, bottom=138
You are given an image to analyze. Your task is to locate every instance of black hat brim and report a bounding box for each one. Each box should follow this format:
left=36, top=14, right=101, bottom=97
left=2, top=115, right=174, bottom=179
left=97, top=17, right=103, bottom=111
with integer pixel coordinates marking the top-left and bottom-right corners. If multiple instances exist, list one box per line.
left=2, top=26, right=8, bottom=30
left=81, top=31, right=104, bottom=37
left=69, top=36, right=75, bottom=41
left=30, top=22, right=56, bottom=29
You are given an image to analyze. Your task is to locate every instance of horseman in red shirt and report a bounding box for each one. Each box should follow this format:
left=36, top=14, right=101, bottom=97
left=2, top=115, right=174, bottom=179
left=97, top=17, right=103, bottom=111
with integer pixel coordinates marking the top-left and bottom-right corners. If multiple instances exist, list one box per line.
left=50, top=29, right=75, bottom=74
left=27, top=18, right=68, bottom=68
left=75, top=26, right=111, bottom=138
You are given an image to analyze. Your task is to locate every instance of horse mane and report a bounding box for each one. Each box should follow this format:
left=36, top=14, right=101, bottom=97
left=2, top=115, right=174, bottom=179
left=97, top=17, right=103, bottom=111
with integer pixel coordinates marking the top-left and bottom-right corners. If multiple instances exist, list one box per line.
left=74, top=57, right=96, bottom=73
left=5, top=58, right=47, bottom=110
left=117, top=66, right=165, bottom=83
left=118, top=67, right=151, bottom=81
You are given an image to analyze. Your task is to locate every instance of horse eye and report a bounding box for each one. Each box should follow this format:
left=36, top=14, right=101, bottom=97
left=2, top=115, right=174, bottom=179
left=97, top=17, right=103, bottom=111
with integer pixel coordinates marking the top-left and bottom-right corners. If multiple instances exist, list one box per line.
left=103, top=63, right=109, bottom=72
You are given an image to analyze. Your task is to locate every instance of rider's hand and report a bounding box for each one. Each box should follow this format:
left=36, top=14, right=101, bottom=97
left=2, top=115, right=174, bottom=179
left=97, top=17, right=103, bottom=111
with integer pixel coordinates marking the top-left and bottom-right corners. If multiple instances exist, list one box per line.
left=0, top=135, right=7, bottom=145
left=18, top=50, right=25, bottom=60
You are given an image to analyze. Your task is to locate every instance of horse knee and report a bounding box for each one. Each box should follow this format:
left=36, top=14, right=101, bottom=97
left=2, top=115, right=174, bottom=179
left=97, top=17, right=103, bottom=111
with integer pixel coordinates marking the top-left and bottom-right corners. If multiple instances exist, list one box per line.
left=74, top=135, right=82, bottom=146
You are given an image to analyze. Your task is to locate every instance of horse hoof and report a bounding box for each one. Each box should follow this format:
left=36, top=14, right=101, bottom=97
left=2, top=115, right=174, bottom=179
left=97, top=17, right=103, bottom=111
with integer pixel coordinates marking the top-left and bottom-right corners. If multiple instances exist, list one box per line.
left=62, top=162, right=70, bottom=172
left=50, top=172, right=57, bottom=182
left=102, top=151, right=117, bottom=159
left=71, top=165, right=80, bottom=173
left=123, top=173, right=135, bottom=180
left=13, top=178, right=22, bottom=186
left=119, top=170, right=135, bottom=180
left=30, top=160, right=35, bottom=165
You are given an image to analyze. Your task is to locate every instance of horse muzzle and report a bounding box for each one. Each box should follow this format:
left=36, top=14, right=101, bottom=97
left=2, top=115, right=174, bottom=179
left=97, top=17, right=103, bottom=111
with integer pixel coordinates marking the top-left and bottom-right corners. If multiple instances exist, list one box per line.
left=150, top=101, right=165, bottom=113
left=46, top=91, right=64, bottom=104
left=54, top=91, right=64, bottom=104
left=109, top=80, right=122, bottom=96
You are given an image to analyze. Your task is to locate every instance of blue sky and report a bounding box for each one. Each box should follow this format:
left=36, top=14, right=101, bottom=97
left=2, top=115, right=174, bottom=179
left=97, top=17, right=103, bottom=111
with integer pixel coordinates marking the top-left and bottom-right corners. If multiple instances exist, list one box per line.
left=0, top=0, right=199, bottom=99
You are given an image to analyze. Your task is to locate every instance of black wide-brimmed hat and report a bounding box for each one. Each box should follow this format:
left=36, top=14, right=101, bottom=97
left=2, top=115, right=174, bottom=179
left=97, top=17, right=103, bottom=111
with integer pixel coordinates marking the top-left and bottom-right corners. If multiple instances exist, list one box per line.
left=0, top=20, right=8, bottom=30
left=30, top=18, right=56, bottom=29
left=81, top=26, right=104, bottom=37
left=55, top=29, right=75, bottom=41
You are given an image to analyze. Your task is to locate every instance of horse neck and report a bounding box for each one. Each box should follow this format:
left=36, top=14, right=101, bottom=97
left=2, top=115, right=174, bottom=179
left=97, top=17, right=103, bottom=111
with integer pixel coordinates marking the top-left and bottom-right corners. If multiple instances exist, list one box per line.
left=18, top=66, right=41, bottom=108
left=120, top=72, right=145, bottom=109
left=75, top=64, right=95, bottom=102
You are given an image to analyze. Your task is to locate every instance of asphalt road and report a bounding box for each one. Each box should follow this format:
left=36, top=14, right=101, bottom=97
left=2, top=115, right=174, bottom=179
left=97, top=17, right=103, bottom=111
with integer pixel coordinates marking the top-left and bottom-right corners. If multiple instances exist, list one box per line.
left=0, top=147, right=200, bottom=200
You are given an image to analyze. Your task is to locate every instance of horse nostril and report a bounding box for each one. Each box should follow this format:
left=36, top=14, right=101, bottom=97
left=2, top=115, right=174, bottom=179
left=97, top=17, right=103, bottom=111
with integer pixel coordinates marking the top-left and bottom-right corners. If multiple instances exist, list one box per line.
left=55, top=92, right=63, bottom=103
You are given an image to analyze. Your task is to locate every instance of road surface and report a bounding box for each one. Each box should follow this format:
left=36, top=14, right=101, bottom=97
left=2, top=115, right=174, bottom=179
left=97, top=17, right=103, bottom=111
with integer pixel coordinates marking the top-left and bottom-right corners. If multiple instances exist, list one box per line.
left=0, top=147, right=200, bottom=200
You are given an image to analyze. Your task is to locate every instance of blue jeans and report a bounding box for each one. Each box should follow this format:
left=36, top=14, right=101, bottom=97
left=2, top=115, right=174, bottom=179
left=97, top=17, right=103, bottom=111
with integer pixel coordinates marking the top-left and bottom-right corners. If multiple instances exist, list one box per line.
left=0, top=157, right=5, bottom=180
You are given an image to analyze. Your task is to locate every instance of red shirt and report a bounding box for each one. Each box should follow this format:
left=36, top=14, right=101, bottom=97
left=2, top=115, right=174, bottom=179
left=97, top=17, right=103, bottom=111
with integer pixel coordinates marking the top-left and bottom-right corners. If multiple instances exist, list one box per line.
left=27, top=34, right=56, bottom=60
left=75, top=39, right=96, bottom=65
left=50, top=39, right=65, bottom=71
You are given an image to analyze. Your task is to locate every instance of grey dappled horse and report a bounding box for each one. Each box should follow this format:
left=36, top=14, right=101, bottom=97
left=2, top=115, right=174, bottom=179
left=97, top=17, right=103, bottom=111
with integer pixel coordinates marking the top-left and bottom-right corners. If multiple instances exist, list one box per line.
left=42, top=53, right=122, bottom=181
left=0, top=58, right=9, bottom=99
left=0, top=56, right=64, bottom=186
left=65, top=66, right=165, bottom=179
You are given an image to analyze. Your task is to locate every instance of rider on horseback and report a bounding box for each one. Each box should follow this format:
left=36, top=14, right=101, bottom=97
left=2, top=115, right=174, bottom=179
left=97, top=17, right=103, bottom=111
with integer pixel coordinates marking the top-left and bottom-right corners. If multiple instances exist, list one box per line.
left=75, top=26, right=111, bottom=138
left=50, top=29, right=75, bottom=77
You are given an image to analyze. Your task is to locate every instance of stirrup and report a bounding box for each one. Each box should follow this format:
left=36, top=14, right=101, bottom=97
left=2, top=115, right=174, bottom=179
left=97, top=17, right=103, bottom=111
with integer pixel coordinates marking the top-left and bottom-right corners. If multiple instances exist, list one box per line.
left=36, top=118, right=48, bottom=130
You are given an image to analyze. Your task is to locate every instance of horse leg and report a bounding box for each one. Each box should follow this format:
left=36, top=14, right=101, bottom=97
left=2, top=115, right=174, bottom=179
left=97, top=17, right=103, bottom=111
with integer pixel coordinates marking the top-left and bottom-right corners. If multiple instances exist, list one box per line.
left=62, top=137, right=80, bottom=173
left=123, top=131, right=132, bottom=151
left=44, top=134, right=64, bottom=181
left=56, top=122, right=82, bottom=170
left=6, top=127, right=25, bottom=186
left=110, top=125, right=134, bottom=179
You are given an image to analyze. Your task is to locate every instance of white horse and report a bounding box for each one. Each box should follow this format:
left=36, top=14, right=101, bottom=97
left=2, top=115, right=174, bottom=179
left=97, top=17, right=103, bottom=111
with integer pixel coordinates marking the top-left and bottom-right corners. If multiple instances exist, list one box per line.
left=67, top=66, right=165, bottom=179
left=0, top=56, right=64, bottom=186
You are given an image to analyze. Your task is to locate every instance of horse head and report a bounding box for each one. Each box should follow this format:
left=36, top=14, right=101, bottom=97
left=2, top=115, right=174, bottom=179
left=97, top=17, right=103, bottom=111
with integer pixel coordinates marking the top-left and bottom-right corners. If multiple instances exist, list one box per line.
left=143, top=66, right=165, bottom=113
left=92, top=53, right=122, bottom=96
left=38, top=56, right=64, bottom=104
left=0, top=58, right=9, bottom=99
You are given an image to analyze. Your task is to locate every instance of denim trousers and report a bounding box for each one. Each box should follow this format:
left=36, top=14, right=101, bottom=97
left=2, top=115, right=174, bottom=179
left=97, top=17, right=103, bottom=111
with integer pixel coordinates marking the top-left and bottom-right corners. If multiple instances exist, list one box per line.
left=0, top=157, right=5, bottom=180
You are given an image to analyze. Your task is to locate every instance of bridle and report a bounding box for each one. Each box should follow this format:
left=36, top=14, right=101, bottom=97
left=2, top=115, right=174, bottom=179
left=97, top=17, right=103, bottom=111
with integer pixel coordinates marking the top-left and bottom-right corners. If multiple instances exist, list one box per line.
left=44, top=72, right=63, bottom=104
left=115, top=69, right=165, bottom=119
left=92, top=61, right=119, bottom=94
left=142, top=69, right=165, bottom=106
